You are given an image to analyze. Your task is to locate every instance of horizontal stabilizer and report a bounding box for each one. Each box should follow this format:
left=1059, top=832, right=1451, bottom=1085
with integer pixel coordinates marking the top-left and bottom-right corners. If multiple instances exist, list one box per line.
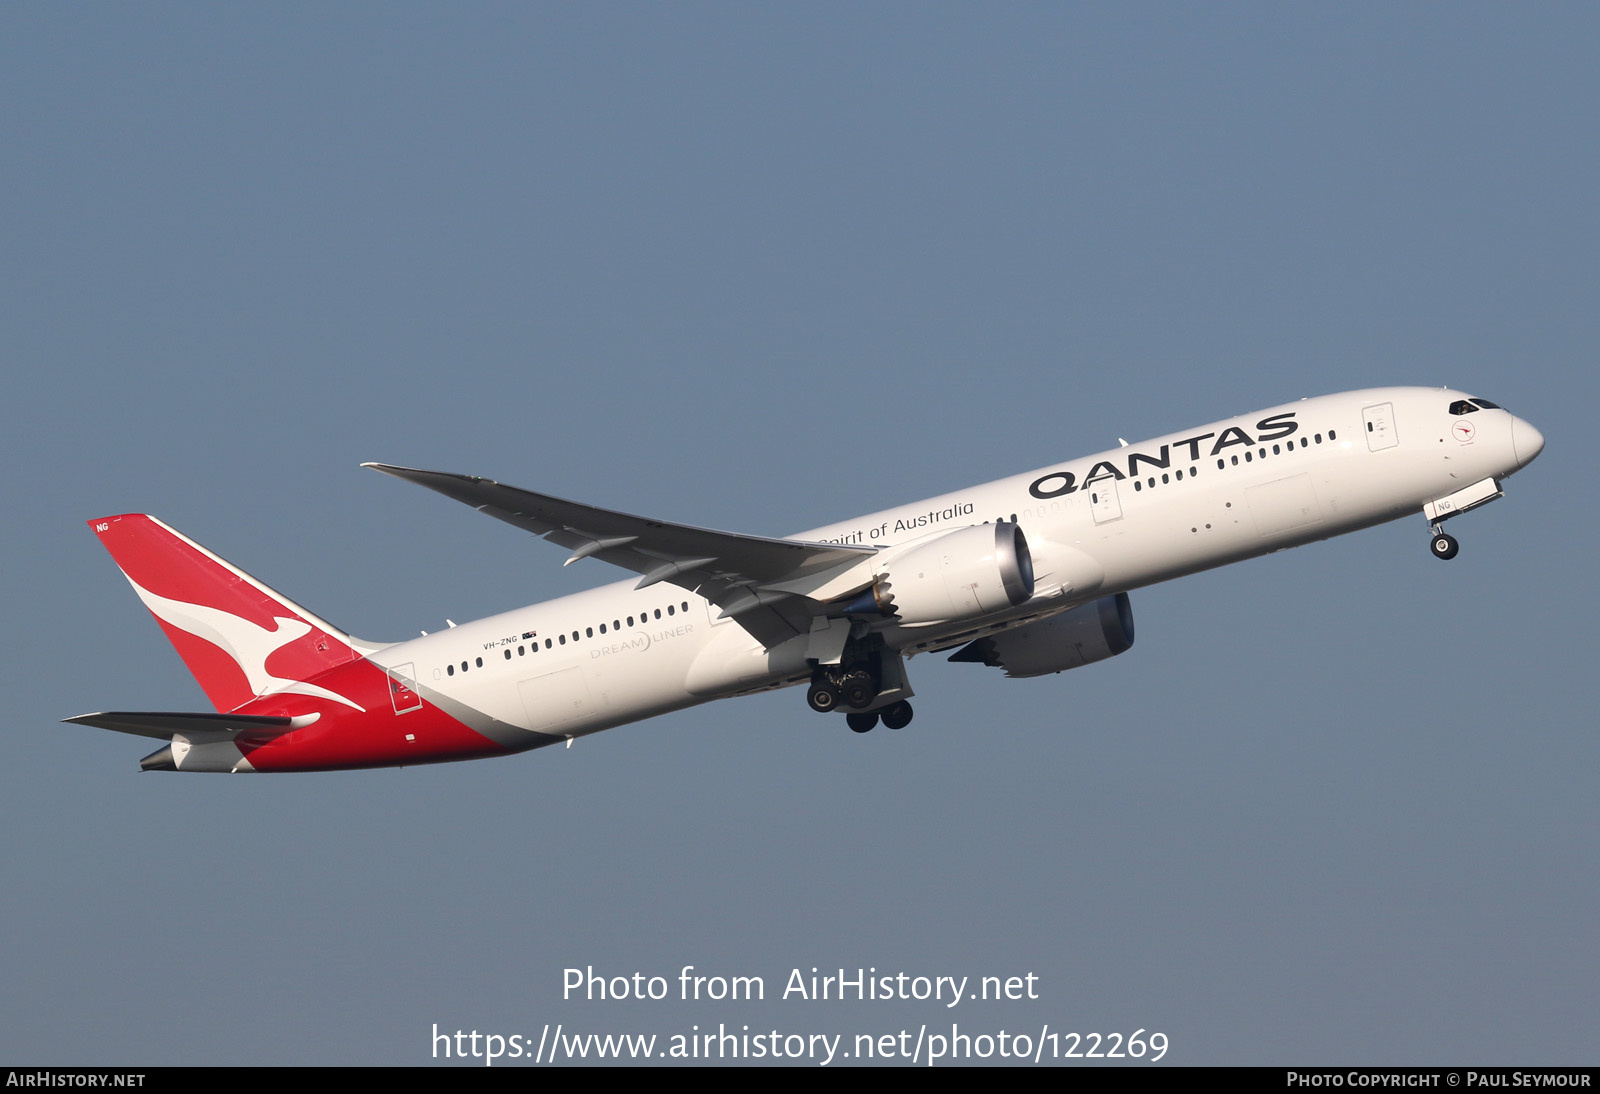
left=62, top=711, right=312, bottom=741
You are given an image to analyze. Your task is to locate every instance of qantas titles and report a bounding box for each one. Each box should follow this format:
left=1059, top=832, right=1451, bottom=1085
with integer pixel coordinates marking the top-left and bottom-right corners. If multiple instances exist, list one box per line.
left=1029, top=412, right=1301, bottom=499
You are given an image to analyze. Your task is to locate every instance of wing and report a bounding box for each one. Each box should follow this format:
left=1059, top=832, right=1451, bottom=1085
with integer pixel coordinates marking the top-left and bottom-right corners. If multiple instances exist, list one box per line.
left=363, top=463, right=877, bottom=646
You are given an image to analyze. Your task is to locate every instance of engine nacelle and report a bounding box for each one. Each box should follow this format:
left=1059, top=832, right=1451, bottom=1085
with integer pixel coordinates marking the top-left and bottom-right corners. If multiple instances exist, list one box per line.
left=949, top=592, right=1134, bottom=677
left=843, top=523, right=1034, bottom=627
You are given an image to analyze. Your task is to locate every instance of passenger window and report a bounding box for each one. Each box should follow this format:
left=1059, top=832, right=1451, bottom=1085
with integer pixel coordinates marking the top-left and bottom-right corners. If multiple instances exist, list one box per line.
left=475, top=657, right=482, bottom=668
left=667, top=605, right=675, bottom=617
left=447, top=664, right=454, bottom=676
left=586, top=627, right=593, bottom=638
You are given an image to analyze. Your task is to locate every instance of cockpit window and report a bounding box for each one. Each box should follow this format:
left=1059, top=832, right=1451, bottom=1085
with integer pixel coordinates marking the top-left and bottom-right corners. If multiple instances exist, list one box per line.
left=1470, top=398, right=1500, bottom=410
left=1448, top=400, right=1478, bottom=415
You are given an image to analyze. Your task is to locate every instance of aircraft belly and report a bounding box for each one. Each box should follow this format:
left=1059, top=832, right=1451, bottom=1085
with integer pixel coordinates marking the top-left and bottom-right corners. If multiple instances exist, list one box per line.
left=685, top=624, right=806, bottom=698
left=516, top=667, right=593, bottom=731
left=507, top=625, right=712, bottom=737
left=1246, top=473, right=1325, bottom=538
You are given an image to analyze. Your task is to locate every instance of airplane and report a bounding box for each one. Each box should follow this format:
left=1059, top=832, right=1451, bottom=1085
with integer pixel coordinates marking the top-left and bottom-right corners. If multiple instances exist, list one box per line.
left=66, top=387, right=1544, bottom=773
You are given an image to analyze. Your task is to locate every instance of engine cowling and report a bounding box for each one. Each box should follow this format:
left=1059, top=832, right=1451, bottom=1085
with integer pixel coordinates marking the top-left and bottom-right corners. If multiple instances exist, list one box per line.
left=949, top=592, right=1134, bottom=677
left=843, top=523, right=1034, bottom=627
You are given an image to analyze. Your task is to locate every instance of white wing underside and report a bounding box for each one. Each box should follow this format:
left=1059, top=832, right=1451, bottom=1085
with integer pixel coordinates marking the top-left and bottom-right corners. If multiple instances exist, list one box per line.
left=364, top=464, right=879, bottom=647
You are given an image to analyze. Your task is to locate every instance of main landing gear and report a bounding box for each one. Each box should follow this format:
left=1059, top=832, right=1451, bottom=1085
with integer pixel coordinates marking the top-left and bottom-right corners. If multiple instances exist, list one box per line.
left=807, top=638, right=915, bottom=733
left=807, top=654, right=882, bottom=714
left=879, top=701, right=913, bottom=731
left=806, top=679, right=841, bottom=713
left=843, top=702, right=914, bottom=734
left=1429, top=527, right=1460, bottom=561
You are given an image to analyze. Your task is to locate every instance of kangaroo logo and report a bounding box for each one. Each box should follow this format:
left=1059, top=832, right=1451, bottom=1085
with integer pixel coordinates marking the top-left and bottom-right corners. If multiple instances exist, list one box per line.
left=125, top=576, right=367, bottom=711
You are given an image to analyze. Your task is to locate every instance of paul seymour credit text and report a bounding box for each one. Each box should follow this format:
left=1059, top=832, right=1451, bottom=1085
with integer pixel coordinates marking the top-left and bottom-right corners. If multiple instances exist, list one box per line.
left=431, top=966, right=1170, bottom=1065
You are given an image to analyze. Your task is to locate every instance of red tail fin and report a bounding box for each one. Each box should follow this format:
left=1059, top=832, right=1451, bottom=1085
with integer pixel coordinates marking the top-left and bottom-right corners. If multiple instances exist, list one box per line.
left=88, top=514, right=370, bottom=713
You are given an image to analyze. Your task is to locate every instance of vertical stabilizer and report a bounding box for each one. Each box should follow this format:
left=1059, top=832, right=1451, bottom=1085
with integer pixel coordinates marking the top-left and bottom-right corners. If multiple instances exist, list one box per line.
left=87, top=514, right=372, bottom=712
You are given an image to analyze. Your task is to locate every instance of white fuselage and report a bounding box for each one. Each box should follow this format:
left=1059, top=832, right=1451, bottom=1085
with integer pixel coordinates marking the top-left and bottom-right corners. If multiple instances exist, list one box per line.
left=367, top=387, right=1539, bottom=749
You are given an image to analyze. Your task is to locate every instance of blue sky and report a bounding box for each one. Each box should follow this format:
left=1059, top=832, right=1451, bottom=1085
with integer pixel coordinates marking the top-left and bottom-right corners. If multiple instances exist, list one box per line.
left=2, top=4, right=1595, bottom=1065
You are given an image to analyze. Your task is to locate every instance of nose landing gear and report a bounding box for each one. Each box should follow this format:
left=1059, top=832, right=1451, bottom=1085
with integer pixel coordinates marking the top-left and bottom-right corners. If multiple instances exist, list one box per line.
left=1422, top=478, right=1506, bottom=561
left=1427, top=514, right=1460, bottom=560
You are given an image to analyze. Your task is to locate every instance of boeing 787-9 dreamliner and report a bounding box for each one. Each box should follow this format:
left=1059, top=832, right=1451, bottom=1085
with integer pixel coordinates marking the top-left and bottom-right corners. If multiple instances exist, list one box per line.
left=68, top=387, right=1543, bottom=772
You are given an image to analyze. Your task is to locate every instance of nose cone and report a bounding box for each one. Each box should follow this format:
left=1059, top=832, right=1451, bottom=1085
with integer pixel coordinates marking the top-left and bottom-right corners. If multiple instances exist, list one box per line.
left=1511, top=416, right=1545, bottom=469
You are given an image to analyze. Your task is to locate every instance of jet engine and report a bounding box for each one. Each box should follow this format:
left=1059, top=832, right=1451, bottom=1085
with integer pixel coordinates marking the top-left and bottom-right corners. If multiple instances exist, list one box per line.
left=949, top=592, right=1134, bottom=677
left=841, top=523, right=1034, bottom=627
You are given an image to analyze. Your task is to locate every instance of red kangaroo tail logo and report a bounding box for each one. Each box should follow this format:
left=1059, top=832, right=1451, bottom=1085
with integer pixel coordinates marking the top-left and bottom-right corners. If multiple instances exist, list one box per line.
left=89, top=514, right=370, bottom=713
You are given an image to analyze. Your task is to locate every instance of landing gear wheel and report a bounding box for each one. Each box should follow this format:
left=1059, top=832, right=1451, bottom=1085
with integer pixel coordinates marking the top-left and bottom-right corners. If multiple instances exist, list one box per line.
left=846, top=712, right=878, bottom=733
left=807, top=682, right=841, bottom=713
left=1430, top=533, right=1460, bottom=561
left=841, top=671, right=878, bottom=710
left=880, top=701, right=914, bottom=731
